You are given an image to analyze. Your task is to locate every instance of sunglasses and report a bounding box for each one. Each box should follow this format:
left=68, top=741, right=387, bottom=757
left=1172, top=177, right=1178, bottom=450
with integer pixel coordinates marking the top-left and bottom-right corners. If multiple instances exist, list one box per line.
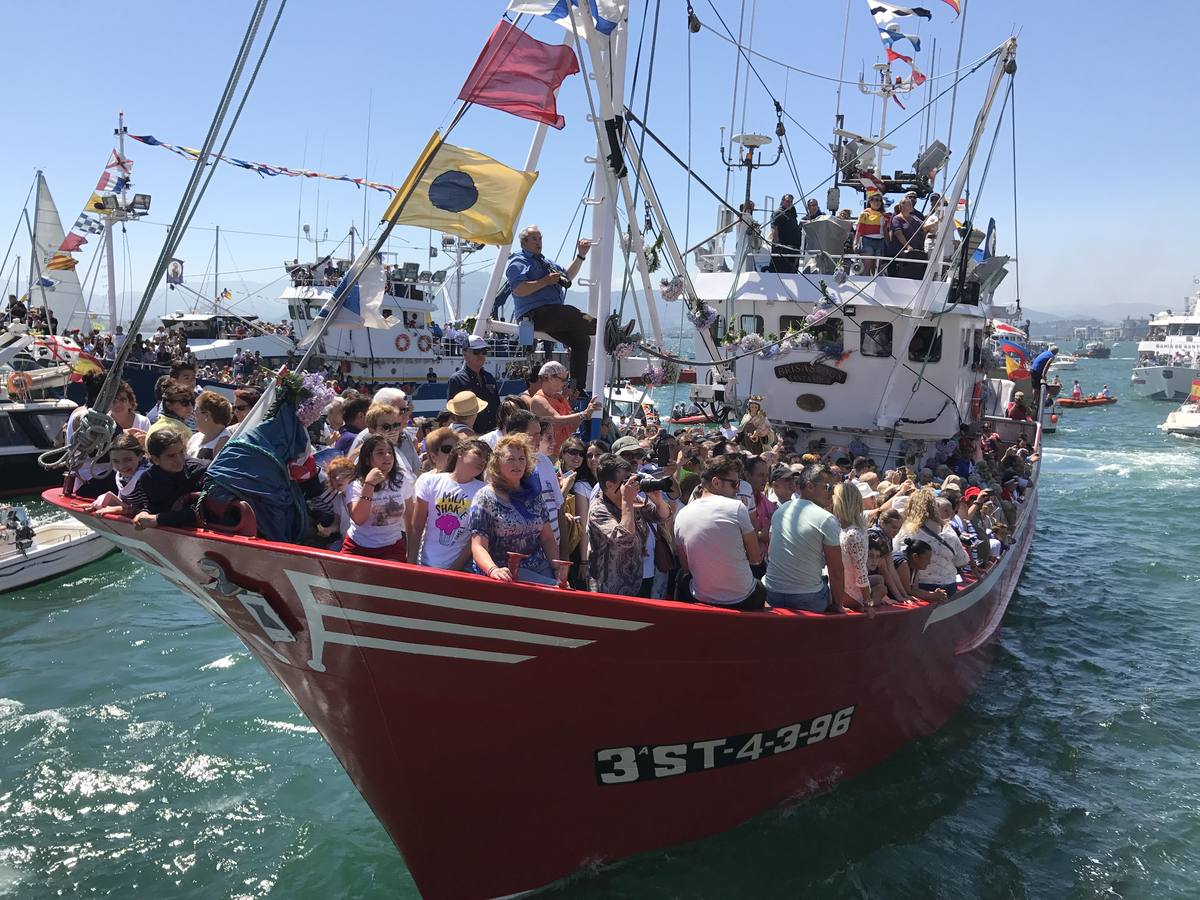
left=173, top=398, right=196, bottom=407
left=561, top=448, right=584, bottom=457
left=379, top=422, right=402, bottom=431
left=234, top=404, right=250, bottom=411
left=717, top=476, right=740, bottom=486
left=435, top=443, right=456, bottom=454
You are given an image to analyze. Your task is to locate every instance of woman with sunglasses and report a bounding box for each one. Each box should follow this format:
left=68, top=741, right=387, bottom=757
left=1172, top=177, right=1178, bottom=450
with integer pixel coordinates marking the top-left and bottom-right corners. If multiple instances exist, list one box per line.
left=556, top=437, right=589, bottom=586
left=410, top=439, right=491, bottom=568
left=232, top=388, right=260, bottom=424
left=854, top=192, right=888, bottom=276
left=418, top=426, right=461, bottom=474
left=145, top=378, right=195, bottom=446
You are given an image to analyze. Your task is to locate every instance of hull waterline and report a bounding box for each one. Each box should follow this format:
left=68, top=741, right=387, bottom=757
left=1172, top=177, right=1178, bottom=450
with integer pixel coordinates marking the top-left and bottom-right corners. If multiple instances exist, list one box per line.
left=45, top=487, right=1035, bottom=898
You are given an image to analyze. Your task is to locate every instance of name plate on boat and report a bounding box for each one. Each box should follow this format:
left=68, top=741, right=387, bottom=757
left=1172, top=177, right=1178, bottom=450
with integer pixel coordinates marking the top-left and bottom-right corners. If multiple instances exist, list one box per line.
left=773, top=362, right=847, bottom=385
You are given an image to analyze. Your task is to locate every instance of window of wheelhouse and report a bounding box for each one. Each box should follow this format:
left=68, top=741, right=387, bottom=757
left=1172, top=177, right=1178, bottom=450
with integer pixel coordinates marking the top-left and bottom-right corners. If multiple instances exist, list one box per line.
left=711, top=314, right=727, bottom=342
left=860, top=321, right=893, bottom=357
left=739, top=314, right=764, bottom=335
left=908, top=326, right=943, bottom=362
left=781, top=314, right=842, bottom=353
left=962, top=327, right=972, bottom=365
left=971, top=329, right=984, bottom=369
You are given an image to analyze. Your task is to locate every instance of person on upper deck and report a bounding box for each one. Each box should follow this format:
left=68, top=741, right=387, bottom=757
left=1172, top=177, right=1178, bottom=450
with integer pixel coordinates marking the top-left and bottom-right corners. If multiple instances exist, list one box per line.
left=854, top=193, right=887, bottom=275
left=802, top=198, right=822, bottom=221
left=126, top=431, right=208, bottom=531
left=506, top=225, right=596, bottom=390
left=767, top=194, right=802, bottom=274
left=445, top=335, right=501, bottom=434
left=762, top=463, right=849, bottom=613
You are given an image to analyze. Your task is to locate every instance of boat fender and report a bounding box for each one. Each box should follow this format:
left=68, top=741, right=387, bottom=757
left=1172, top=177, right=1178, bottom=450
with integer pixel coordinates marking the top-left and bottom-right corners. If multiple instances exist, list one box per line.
left=6, top=371, right=33, bottom=397
left=395, top=333, right=411, bottom=352
left=417, top=334, right=433, bottom=353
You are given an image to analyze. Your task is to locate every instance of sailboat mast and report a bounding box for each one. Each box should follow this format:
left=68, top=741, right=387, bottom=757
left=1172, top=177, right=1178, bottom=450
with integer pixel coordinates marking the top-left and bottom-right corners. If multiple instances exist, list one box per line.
left=104, top=218, right=118, bottom=331
left=28, top=172, right=40, bottom=304
left=214, top=224, right=220, bottom=303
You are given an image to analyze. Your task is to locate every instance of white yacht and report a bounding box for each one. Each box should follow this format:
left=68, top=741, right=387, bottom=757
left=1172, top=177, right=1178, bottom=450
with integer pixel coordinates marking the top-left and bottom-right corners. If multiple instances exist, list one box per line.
left=1131, top=289, right=1200, bottom=400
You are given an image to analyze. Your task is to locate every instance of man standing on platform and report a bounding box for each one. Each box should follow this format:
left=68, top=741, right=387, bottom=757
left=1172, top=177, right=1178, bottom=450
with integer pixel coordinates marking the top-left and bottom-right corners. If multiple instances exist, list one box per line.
left=506, top=225, right=596, bottom=389
left=1029, top=344, right=1058, bottom=400
left=446, top=335, right=501, bottom=435
left=768, top=195, right=803, bottom=274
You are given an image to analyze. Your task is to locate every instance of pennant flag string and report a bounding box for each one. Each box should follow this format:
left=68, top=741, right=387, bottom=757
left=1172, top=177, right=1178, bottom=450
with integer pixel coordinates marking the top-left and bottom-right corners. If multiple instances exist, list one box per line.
left=127, top=133, right=403, bottom=194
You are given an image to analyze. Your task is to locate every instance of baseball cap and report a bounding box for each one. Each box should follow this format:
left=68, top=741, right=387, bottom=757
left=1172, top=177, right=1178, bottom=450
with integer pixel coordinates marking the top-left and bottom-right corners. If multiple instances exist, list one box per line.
left=466, top=335, right=488, bottom=351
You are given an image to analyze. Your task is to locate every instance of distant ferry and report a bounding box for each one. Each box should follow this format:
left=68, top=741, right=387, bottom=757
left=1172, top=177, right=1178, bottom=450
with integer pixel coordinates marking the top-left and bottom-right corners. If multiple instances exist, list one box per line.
left=1131, top=289, right=1200, bottom=400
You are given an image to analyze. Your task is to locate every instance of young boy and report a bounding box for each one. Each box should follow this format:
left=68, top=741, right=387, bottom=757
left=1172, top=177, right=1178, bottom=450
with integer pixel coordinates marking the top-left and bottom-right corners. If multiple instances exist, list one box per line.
left=126, top=431, right=208, bottom=530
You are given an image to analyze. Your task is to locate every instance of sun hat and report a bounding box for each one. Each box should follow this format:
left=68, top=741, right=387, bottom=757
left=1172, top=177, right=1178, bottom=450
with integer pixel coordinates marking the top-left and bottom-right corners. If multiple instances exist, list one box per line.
left=445, top=390, right=489, bottom=417
left=610, top=436, right=644, bottom=456
left=856, top=481, right=879, bottom=500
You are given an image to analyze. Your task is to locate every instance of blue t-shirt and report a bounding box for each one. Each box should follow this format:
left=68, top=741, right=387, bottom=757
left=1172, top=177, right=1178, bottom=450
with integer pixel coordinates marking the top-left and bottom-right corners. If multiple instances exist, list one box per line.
left=506, top=249, right=565, bottom=319
left=1030, top=350, right=1055, bottom=375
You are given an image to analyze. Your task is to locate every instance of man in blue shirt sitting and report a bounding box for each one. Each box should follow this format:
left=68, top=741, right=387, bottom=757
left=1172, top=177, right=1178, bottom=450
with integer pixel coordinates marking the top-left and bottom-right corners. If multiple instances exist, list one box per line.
left=506, top=225, right=596, bottom=389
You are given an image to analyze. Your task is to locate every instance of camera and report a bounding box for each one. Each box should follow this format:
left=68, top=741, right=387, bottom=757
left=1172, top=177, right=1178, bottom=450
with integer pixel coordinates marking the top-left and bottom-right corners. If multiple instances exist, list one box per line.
left=638, top=474, right=673, bottom=493
left=557, top=275, right=572, bottom=289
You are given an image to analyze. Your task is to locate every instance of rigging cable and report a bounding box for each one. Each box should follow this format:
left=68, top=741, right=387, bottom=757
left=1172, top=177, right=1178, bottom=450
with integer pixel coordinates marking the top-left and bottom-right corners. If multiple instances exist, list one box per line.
left=1010, top=79, right=1021, bottom=311
left=41, top=0, right=277, bottom=472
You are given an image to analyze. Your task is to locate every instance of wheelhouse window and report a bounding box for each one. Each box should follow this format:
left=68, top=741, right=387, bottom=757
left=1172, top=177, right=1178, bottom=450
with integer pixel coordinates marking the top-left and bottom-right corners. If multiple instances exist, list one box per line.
left=860, top=321, right=893, bottom=357
left=781, top=314, right=843, bottom=353
left=739, top=314, right=764, bottom=335
left=908, top=326, right=943, bottom=363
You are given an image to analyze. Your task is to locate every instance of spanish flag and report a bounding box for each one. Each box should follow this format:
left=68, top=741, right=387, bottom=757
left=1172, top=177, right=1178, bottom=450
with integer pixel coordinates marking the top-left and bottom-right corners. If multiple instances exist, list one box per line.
left=46, top=253, right=79, bottom=271
left=72, top=352, right=104, bottom=378
left=382, top=132, right=537, bottom=245
left=1005, top=355, right=1029, bottom=381
left=1190, top=379, right=1200, bottom=402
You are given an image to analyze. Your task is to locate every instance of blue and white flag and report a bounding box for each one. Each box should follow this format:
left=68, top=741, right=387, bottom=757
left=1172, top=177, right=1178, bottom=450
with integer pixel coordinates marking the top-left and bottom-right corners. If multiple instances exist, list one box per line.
left=972, top=217, right=997, bottom=262
left=878, top=25, right=921, bottom=51
left=507, top=0, right=624, bottom=36
left=298, top=249, right=389, bottom=348
left=36, top=276, right=58, bottom=291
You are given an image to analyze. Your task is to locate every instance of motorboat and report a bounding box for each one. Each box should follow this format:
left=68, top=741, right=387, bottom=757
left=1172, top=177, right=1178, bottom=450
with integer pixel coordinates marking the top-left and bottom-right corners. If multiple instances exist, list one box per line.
left=1131, top=289, right=1200, bottom=400
left=1160, top=380, right=1200, bottom=436
left=1056, top=395, right=1117, bottom=408
left=0, top=504, right=114, bottom=592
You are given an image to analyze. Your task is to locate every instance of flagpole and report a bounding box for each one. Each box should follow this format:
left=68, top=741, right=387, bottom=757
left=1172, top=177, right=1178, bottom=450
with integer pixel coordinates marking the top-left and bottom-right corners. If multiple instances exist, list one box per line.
left=104, top=218, right=118, bottom=332
left=941, top=0, right=970, bottom=194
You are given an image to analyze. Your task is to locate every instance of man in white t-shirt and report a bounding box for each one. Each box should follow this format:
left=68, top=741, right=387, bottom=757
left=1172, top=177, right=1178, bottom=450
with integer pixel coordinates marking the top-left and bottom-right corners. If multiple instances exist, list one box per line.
left=673, top=456, right=765, bottom=611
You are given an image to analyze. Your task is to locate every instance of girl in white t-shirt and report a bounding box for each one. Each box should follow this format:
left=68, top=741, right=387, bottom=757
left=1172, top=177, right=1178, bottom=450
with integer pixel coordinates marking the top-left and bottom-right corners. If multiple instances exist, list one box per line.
left=410, top=439, right=489, bottom=569
left=341, top=434, right=414, bottom=562
left=89, top=433, right=150, bottom=515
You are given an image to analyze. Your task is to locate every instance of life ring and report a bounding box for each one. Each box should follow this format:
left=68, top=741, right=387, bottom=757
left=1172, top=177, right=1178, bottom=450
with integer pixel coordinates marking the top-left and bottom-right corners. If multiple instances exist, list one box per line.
left=417, top=334, right=433, bottom=353
left=6, top=371, right=33, bottom=396
left=970, top=381, right=984, bottom=419
left=394, top=333, right=411, bottom=352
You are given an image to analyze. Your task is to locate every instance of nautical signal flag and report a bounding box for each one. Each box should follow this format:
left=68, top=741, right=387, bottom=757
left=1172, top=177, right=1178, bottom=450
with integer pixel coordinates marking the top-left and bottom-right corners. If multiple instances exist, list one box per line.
left=46, top=253, right=79, bottom=271
left=59, top=233, right=87, bottom=253
left=459, top=20, right=580, bottom=130
left=74, top=214, right=104, bottom=234
left=383, top=132, right=537, bottom=245
left=507, top=0, right=624, bottom=36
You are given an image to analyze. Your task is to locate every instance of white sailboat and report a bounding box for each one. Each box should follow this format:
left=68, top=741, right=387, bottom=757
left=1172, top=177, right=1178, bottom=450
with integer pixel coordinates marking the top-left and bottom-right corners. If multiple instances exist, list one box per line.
left=27, top=172, right=90, bottom=334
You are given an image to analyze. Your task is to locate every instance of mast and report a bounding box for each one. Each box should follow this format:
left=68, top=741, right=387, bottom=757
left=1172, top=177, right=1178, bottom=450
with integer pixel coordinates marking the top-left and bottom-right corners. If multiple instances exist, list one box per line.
left=214, top=224, right=220, bottom=303
left=454, top=238, right=463, bottom=320
left=104, top=217, right=118, bottom=330
left=27, top=172, right=40, bottom=305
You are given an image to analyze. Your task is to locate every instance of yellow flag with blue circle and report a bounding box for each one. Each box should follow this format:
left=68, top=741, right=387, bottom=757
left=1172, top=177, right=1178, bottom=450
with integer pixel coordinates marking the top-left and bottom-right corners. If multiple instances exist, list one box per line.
left=383, top=132, right=538, bottom=245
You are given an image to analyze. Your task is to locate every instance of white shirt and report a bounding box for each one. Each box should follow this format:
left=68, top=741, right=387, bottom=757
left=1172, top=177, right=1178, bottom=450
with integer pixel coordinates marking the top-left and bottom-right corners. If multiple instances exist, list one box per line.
left=534, top=452, right=564, bottom=543
left=674, top=494, right=755, bottom=605
left=345, top=465, right=415, bottom=548
left=187, top=427, right=231, bottom=460
left=66, top=407, right=151, bottom=485
left=414, top=471, right=484, bottom=569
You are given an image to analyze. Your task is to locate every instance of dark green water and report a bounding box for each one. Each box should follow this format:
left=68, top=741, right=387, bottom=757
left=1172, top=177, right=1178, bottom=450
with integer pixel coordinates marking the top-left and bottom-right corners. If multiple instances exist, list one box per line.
left=3, top=354, right=1198, bottom=898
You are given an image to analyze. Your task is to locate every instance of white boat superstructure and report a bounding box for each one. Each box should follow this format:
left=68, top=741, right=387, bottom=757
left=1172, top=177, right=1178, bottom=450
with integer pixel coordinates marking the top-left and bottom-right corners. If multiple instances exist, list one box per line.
left=1131, top=289, right=1200, bottom=400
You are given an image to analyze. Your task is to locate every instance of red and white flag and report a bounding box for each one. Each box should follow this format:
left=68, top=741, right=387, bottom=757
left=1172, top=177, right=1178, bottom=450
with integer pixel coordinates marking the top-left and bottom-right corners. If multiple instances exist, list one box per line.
left=105, top=150, right=133, bottom=174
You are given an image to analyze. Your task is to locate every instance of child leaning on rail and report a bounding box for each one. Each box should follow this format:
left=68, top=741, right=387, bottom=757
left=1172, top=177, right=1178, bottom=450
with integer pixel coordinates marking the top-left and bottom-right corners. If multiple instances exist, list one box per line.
left=124, top=431, right=209, bottom=530
left=89, top=433, right=150, bottom=518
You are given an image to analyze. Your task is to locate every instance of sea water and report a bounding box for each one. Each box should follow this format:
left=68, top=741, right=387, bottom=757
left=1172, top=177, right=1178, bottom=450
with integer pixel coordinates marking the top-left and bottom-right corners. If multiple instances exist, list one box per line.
left=3, top=354, right=1199, bottom=898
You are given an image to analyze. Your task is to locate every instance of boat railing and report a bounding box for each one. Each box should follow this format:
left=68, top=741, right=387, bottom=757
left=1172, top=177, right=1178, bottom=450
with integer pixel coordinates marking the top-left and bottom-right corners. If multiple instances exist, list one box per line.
left=696, top=248, right=955, bottom=282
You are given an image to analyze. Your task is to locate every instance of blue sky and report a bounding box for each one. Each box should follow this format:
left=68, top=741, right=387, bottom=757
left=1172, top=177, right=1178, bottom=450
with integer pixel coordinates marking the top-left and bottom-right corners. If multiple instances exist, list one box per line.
left=2, top=0, right=1193, bottom=326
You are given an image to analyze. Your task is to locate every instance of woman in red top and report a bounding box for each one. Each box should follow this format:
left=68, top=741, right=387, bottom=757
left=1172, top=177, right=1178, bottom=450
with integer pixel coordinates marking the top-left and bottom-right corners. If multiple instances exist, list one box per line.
left=1006, top=391, right=1032, bottom=421
left=528, top=360, right=600, bottom=458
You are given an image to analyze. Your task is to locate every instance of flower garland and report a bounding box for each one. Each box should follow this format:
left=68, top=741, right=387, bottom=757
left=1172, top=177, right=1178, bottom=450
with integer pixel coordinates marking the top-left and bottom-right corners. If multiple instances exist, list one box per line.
left=613, top=342, right=635, bottom=360
left=273, top=369, right=336, bottom=427
left=660, top=274, right=685, bottom=301
left=687, top=302, right=718, bottom=329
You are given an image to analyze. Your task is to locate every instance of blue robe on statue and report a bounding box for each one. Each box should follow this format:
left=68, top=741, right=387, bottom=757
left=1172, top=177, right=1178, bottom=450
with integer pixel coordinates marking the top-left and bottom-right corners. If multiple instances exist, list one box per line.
left=203, top=399, right=310, bottom=542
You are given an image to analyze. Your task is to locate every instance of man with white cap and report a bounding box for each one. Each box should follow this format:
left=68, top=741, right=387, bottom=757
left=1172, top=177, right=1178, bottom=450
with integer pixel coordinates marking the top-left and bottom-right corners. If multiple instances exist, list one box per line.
left=446, top=334, right=501, bottom=434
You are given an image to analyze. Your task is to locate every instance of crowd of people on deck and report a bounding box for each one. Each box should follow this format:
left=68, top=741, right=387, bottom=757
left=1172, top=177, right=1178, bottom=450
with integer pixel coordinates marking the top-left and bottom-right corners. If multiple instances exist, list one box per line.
left=57, top=211, right=1036, bottom=616
left=70, top=356, right=1035, bottom=616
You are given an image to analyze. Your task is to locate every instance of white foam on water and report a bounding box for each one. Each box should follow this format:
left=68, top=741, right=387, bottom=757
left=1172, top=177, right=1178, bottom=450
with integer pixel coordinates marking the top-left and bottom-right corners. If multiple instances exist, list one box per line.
left=254, top=718, right=317, bottom=735
left=200, top=654, right=241, bottom=671
left=1042, top=445, right=1200, bottom=482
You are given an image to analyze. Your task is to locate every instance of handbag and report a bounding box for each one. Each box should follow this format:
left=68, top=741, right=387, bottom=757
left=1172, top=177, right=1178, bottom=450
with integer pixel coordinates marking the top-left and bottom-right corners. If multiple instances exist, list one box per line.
left=561, top=493, right=583, bottom=556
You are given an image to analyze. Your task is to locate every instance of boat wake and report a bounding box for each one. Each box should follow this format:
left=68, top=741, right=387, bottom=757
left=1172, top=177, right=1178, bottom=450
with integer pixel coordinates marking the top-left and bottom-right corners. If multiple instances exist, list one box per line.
left=1040, top=446, right=1199, bottom=482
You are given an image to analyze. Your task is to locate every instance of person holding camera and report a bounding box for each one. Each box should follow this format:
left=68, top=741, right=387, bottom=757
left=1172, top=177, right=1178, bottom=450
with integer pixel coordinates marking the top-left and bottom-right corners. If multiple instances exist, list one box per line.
left=608, top=436, right=673, bottom=597
left=506, top=225, right=597, bottom=389
left=587, top=453, right=666, bottom=597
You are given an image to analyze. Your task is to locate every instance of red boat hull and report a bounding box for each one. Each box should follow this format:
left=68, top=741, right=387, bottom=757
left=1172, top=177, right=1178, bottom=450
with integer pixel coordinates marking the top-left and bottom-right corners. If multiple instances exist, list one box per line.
left=45, top=487, right=1036, bottom=899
